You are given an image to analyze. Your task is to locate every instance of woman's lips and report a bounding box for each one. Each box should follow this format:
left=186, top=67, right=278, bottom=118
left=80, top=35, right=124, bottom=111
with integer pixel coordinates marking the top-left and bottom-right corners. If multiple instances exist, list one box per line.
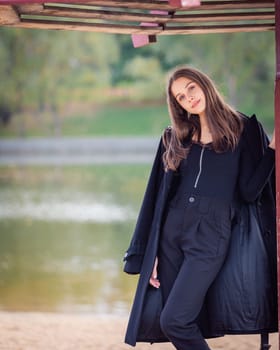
left=191, top=99, right=200, bottom=109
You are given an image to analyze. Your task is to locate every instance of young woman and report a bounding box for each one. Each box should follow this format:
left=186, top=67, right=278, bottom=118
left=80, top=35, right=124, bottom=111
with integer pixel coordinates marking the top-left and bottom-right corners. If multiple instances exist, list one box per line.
left=123, top=66, right=277, bottom=350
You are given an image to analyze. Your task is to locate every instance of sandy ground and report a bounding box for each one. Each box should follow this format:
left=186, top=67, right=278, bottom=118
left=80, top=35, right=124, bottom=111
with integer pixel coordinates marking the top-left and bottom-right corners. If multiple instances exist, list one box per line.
left=0, top=312, right=278, bottom=350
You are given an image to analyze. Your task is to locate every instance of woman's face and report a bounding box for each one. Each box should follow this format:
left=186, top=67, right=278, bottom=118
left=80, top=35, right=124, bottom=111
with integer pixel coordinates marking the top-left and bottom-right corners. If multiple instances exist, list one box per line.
left=171, top=77, right=206, bottom=117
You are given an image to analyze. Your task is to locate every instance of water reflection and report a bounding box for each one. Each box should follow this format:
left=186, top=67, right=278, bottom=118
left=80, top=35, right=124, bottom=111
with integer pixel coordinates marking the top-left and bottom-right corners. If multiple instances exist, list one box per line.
left=0, top=165, right=148, bottom=315
left=0, top=189, right=135, bottom=222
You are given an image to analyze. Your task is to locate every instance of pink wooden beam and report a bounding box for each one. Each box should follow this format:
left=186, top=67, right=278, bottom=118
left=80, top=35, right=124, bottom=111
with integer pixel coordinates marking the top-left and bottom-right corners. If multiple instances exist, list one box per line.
left=169, top=0, right=201, bottom=7
left=131, top=10, right=167, bottom=48
left=131, top=32, right=157, bottom=48
left=275, top=0, right=280, bottom=347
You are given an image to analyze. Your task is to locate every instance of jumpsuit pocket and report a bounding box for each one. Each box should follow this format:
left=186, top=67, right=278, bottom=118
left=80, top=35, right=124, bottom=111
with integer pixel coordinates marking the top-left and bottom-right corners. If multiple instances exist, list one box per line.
left=186, top=214, right=228, bottom=259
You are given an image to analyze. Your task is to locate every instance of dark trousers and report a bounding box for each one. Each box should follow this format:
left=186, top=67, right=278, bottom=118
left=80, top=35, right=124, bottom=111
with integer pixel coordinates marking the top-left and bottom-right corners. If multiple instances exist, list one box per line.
left=158, top=195, right=232, bottom=350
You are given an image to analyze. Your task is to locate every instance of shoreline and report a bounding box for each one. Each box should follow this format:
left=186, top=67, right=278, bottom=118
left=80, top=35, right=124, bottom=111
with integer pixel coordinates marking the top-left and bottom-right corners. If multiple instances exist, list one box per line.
left=0, top=311, right=278, bottom=350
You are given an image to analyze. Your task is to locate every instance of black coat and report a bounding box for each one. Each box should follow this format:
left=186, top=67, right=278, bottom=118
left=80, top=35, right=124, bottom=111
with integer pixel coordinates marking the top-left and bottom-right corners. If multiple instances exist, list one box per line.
left=123, top=114, right=278, bottom=346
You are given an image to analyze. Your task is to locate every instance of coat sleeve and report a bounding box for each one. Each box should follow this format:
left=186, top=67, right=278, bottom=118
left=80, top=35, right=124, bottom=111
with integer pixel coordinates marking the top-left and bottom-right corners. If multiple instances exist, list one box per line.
left=238, top=117, right=275, bottom=203
left=123, top=136, right=165, bottom=274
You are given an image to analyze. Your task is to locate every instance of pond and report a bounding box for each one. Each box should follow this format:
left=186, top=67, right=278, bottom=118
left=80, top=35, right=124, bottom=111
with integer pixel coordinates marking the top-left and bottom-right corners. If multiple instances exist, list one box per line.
left=0, top=165, right=151, bottom=315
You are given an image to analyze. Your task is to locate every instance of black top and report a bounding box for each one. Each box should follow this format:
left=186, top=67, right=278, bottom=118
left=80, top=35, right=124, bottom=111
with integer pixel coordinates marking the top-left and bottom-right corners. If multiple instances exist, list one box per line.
left=170, top=134, right=275, bottom=204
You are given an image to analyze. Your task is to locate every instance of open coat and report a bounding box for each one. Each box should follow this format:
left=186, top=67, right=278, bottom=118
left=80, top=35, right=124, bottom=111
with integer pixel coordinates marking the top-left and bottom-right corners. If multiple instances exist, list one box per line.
left=123, top=114, right=278, bottom=346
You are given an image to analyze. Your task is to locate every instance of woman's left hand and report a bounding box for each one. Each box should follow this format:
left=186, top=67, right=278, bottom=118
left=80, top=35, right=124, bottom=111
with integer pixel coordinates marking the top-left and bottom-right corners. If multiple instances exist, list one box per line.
left=149, top=257, right=160, bottom=289
left=269, top=129, right=275, bottom=150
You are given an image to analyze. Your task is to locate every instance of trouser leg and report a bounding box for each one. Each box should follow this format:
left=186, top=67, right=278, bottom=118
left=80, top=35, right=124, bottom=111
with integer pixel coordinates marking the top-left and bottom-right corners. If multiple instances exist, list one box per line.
left=158, top=199, right=231, bottom=350
left=160, top=255, right=225, bottom=350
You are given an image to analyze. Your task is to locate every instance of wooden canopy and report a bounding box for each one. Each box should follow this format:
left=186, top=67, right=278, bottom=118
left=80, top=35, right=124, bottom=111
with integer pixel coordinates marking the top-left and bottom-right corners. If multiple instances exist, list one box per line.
left=0, top=1, right=280, bottom=349
left=0, top=0, right=276, bottom=47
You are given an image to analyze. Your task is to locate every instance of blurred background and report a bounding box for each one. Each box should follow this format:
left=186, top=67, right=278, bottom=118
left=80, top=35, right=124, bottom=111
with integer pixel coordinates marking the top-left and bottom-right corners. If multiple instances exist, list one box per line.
left=0, top=28, right=275, bottom=316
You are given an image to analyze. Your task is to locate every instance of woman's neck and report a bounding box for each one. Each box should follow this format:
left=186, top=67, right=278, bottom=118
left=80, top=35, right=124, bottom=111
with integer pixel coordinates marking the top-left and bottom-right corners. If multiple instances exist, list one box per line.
left=193, top=113, right=213, bottom=144
left=198, top=112, right=208, bottom=129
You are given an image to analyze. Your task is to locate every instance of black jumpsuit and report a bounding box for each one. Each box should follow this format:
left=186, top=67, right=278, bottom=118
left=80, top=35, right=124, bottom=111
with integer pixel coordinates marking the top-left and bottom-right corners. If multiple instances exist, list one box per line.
left=157, top=140, right=275, bottom=350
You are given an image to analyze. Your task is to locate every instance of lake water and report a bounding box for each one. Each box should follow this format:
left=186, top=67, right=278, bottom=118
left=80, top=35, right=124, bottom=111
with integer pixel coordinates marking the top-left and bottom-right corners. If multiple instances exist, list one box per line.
left=0, top=165, right=150, bottom=315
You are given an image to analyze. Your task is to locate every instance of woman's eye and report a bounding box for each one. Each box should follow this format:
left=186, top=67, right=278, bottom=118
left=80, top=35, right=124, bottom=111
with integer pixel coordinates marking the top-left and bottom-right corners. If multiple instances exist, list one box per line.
left=178, top=95, right=185, bottom=102
left=189, top=84, right=195, bottom=91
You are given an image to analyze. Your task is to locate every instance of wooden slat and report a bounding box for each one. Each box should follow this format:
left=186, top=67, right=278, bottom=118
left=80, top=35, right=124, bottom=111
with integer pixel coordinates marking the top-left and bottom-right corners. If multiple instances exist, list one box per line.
left=51, top=0, right=180, bottom=10
left=0, top=5, right=20, bottom=25
left=2, top=16, right=273, bottom=35
left=18, top=17, right=163, bottom=34
left=162, top=22, right=275, bottom=34
left=1, top=0, right=167, bottom=6
left=18, top=5, right=173, bottom=22
left=1, top=0, right=275, bottom=11
left=0, top=0, right=93, bottom=4
left=78, top=0, right=275, bottom=11
left=173, top=11, right=275, bottom=23
left=17, top=4, right=274, bottom=24
left=17, top=4, right=44, bottom=11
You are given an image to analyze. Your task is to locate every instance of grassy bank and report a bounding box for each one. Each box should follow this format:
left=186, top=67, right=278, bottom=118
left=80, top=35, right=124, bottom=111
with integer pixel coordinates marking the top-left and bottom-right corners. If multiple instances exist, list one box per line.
left=0, top=102, right=274, bottom=138
left=0, top=103, right=169, bottom=138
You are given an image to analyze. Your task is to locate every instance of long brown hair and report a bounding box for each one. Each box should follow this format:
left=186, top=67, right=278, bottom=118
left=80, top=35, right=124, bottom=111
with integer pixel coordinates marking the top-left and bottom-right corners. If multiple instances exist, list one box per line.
left=163, top=66, right=244, bottom=171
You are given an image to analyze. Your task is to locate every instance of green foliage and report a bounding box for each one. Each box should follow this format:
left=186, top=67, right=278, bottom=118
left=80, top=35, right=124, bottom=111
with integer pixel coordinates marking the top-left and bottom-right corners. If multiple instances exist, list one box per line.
left=66, top=103, right=169, bottom=136
left=0, top=27, right=276, bottom=136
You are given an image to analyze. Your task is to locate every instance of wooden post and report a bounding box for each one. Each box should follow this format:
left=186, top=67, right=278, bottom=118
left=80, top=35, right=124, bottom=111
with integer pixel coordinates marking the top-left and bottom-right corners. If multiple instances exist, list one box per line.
left=275, top=0, right=280, bottom=349
left=0, top=5, right=20, bottom=25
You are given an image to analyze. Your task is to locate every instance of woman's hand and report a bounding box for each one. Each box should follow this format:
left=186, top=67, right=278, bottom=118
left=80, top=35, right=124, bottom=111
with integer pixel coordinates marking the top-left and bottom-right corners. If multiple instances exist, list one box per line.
left=269, top=129, right=275, bottom=150
left=149, top=256, right=160, bottom=289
